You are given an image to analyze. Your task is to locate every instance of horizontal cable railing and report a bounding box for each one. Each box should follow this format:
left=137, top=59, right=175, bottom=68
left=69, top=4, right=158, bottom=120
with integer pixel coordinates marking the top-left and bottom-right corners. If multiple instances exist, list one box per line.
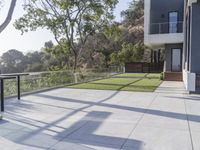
left=150, top=21, right=183, bottom=34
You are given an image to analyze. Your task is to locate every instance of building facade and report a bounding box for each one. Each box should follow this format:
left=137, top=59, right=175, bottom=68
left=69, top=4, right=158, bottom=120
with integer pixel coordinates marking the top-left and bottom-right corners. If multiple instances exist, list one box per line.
left=144, top=0, right=200, bottom=92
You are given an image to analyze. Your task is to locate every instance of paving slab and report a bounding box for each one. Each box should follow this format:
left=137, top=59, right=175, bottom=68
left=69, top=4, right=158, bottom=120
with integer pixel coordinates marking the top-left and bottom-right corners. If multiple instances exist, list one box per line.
left=50, top=140, right=95, bottom=150
left=122, top=126, right=193, bottom=150
left=66, top=121, right=136, bottom=146
left=155, top=81, right=188, bottom=94
left=0, top=136, right=44, bottom=150
left=0, top=81, right=199, bottom=150
left=190, top=131, right=200, bottom=150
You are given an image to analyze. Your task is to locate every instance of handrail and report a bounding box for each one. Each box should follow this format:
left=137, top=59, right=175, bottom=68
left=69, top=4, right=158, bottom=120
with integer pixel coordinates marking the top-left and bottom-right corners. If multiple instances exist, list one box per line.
left=150, top=21, right=183, bottom=34
left=150, top=21, right=183, bottom=25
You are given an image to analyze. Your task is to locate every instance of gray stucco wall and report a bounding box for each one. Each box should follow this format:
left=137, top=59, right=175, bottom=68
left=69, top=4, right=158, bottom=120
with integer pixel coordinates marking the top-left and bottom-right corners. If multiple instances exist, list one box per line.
left=190, top=3, right=200, bottom=73
left=150, top=0, right=184, bottom=23
left=165, top=44, right=183, bottom=72
left=150, top=0, right=184, bottom=33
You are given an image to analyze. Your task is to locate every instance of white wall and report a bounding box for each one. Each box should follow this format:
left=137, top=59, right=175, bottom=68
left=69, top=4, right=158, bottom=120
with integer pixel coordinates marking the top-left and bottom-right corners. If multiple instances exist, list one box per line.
left=183, top=69, right=196, bottom=92
left=188, top=0, right=198, bottom=6
left=145, top=33, right=184, bottom=48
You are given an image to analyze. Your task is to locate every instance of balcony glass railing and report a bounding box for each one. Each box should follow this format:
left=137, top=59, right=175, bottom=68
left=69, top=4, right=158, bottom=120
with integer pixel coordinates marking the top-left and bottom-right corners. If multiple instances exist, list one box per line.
left=150, top=21, right=183, bottom=34
left=3, top=66, right=124, bottom=97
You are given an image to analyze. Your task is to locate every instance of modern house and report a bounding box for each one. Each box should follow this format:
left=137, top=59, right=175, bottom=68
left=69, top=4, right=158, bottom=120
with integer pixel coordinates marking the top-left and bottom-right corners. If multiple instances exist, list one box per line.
left=144, top=0, right=200, bottom=93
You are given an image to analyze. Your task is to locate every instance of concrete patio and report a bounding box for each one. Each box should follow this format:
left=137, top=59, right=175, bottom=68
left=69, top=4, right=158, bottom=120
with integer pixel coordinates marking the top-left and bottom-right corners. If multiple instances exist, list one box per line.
left=0, top=81, right=200, bottom=150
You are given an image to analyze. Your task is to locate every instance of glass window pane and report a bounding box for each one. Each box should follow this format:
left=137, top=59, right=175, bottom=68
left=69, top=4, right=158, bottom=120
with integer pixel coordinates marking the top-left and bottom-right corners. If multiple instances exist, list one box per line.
left=169, top=12, right=178, bottom=33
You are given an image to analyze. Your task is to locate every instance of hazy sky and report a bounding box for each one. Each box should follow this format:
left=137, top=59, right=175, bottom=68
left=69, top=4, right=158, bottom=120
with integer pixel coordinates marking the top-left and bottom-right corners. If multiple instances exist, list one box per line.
left=0, top=0, right=132, bottom=55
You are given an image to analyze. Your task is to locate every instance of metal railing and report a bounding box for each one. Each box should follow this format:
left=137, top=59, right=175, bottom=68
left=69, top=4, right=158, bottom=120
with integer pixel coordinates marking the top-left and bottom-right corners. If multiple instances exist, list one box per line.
left=150, top=21, right=183, bottom=34
left=2, top=66, right=124, bottom=97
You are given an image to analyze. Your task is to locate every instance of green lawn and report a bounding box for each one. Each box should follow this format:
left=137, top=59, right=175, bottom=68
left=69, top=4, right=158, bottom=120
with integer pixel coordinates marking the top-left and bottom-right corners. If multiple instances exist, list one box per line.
left=146, top=73, right=161, bottom=78
left=114, top=73, right=161, bottom=78
left=114, top=73, right=147, bottom=77
left=67, top=73, right=162, bottom=92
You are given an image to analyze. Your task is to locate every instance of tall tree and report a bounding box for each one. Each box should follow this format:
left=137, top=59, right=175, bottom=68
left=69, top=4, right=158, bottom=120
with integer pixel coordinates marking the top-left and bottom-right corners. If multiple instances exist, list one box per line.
left=14, top=0, right=118, bottom=72
left=0, top=0, right=17, bottom=33
left=80, top=23, right=121, bottom=68
left=0, top=49, right=26, bottom=73
left=44, top=39, right=71, bottom=69
left=121, top=0, right=144, bottom=26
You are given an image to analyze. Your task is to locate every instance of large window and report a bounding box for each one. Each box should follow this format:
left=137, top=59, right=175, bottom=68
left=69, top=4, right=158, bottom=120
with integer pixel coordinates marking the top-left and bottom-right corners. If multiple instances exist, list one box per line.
left=169, top=12, right=178, bottom=33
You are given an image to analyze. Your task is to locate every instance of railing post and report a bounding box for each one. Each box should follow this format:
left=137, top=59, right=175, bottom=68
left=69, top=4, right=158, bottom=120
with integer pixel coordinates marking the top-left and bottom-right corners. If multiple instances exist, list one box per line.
left=17, top=76, right=20, bottom=100
left=0, top=79, right=4, bottom=112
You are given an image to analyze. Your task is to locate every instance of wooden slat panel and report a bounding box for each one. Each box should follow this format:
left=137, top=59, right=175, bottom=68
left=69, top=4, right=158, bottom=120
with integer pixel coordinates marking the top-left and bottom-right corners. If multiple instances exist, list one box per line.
left=196, top=74, right=200, bottom=87
left=125, top=62, right=163, bottom=73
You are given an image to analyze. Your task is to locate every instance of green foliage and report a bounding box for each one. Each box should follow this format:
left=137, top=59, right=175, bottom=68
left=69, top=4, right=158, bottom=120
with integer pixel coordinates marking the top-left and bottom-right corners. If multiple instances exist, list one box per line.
left=160, top=72, right=164, bottom=80
left=0, top=47, right=72, bottom=73
left=0, top=49, right=26, bottom=73
left=78, top=22, right=122, bottom=69
left=14, top=0, right=119, bottom=72
left=110, top=43, right=145, bottom=64
left=43, top=39, right=72, bottom=70
left=110, top=52, right=120, bottom=65
left=121, top=0, right=144, bottom=26
left=45, top=39, right=69, bottom=57
left=104, top=23, right=121, bottom=41
left=0, top=0, right=146, bottom=73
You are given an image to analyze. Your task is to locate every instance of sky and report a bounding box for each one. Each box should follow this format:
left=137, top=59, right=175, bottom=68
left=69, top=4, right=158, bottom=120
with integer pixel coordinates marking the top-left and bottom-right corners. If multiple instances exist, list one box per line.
left=0, top=0, right=132, bottom=55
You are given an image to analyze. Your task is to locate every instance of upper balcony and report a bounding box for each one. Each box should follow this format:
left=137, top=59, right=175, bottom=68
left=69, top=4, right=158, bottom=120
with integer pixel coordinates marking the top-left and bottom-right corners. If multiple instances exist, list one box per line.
left=150, top=22, right=183, bottom=34
left=144, top=0, right=184, bottom=48
left=144, top=21, right=184, bottom=48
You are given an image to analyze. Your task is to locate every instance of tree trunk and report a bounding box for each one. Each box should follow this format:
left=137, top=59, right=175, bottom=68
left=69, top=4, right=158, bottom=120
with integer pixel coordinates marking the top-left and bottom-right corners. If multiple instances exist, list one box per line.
left=105, top=56, right=109, bottom=68
left=73, top=53, right=78, bottom=73
left=0, top=0, right=17, bottom=33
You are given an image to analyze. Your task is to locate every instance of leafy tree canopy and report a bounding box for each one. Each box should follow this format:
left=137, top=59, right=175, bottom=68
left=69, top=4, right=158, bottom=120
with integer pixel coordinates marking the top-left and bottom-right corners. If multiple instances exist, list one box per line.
left=14, top=0, right=118, bottom=72
left=121, top=0, right=144, bottom=26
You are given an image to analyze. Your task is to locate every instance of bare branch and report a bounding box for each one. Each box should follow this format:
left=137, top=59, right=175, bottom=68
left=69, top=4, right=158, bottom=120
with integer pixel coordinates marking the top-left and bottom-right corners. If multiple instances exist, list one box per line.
left=0, top=0, right=17, bottom=33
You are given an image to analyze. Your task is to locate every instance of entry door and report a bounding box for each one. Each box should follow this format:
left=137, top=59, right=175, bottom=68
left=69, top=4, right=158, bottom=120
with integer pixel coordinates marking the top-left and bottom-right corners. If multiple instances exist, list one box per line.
left=172, top=48, right=181, bottom=72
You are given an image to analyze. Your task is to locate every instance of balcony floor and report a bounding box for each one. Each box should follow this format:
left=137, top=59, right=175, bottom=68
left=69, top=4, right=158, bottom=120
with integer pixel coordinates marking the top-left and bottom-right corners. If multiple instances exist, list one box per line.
left=0, top=82, right=200, bottom=150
